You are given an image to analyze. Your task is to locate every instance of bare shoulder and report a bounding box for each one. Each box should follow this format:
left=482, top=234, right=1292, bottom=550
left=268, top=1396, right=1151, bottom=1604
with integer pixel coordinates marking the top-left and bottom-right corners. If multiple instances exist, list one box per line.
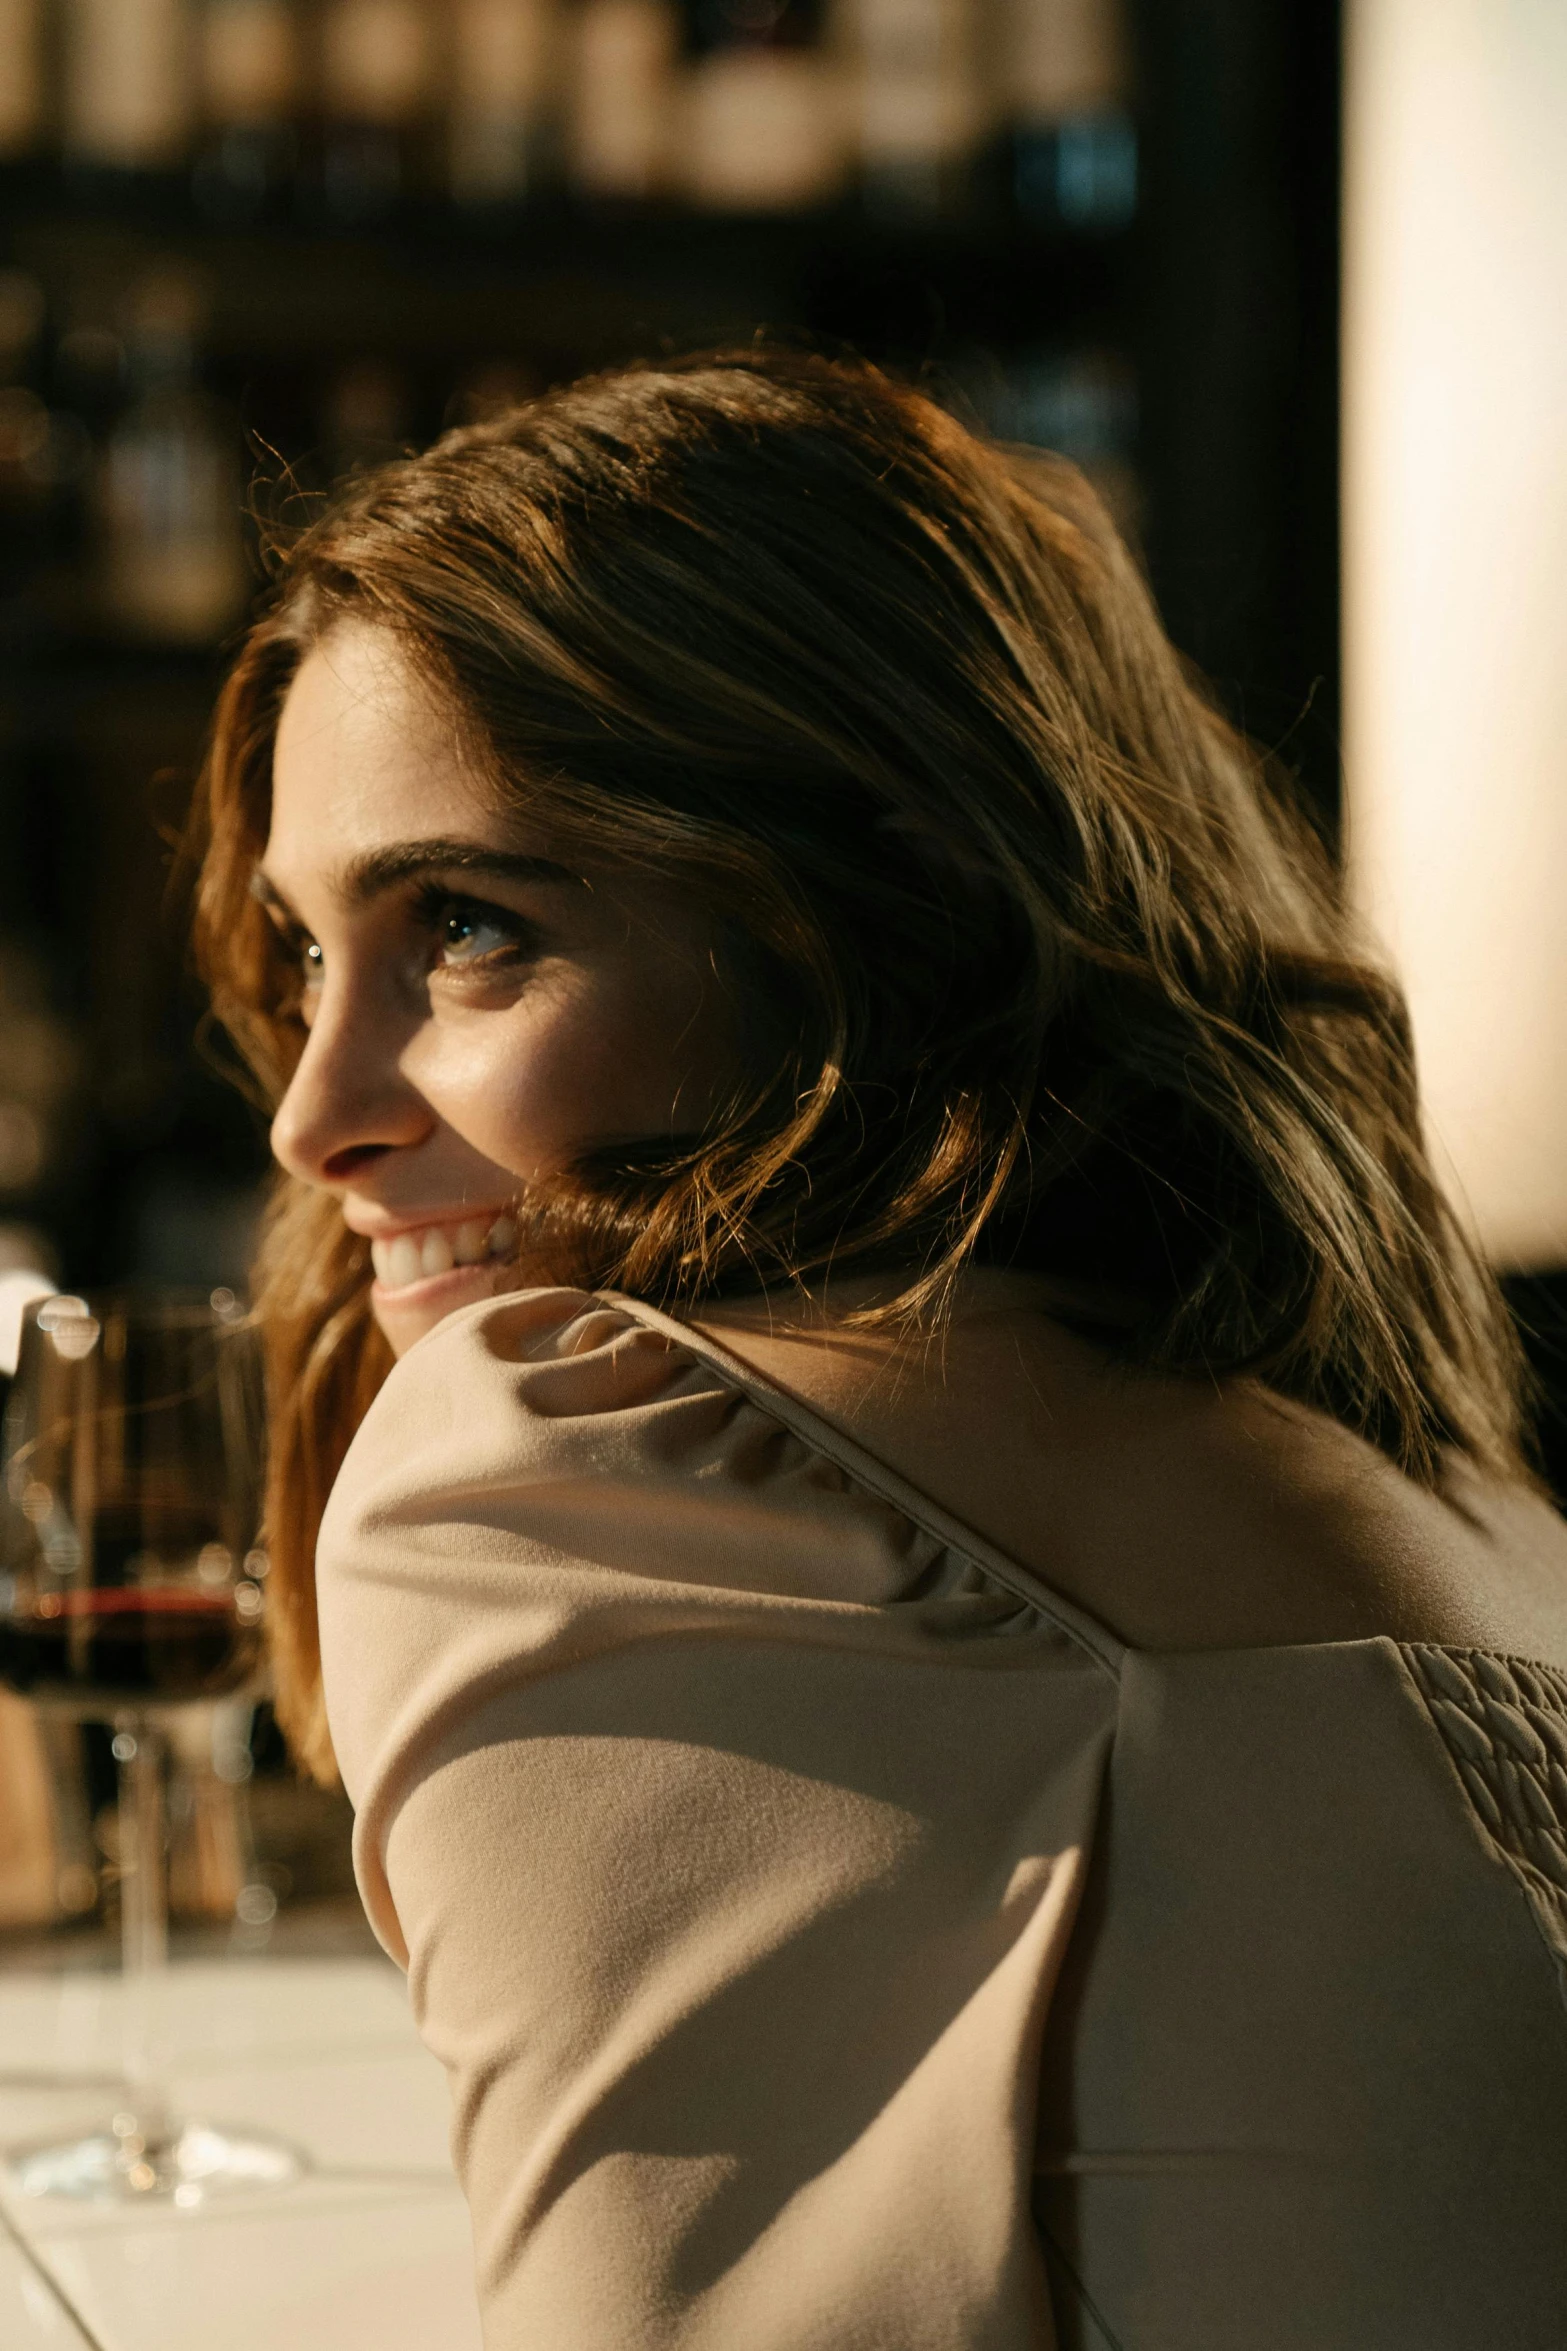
left=1117, top=1374, right=1567, bottom=1661
left=694, top=1280, right=1567, bottom=1664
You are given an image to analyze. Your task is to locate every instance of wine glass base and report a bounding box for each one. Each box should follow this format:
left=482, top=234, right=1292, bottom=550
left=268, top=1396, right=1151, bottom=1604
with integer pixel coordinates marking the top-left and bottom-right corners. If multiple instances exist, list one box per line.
left=9, top=2119, right=304, bottom=2204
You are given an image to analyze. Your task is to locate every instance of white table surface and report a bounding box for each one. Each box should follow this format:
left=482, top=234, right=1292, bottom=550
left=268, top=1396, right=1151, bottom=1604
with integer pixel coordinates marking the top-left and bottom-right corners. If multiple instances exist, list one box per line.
left=0, top=1961, right=483, bottom=2351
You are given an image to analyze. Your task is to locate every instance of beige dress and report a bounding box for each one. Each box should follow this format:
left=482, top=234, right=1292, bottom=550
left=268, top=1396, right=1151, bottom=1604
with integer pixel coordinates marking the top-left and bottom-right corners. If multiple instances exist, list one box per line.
left=315, top=1287, right=1567, bottom=2350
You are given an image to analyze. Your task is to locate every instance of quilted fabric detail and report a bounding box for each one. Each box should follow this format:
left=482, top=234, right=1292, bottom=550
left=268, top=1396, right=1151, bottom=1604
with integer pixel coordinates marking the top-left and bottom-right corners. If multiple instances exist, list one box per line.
left=1403, top=1644, right=1567, bottom=1994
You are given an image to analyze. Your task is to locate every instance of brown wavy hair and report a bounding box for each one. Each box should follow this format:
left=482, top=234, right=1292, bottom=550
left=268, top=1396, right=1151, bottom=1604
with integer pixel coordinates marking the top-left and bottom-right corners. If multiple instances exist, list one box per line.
left=193, top=349, right=1530, bottom=1780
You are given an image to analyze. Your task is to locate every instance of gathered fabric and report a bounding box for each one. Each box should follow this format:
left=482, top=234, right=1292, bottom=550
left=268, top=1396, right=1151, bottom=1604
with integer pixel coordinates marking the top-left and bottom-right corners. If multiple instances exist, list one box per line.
left=317, top=1289, right=1567, bottom=2350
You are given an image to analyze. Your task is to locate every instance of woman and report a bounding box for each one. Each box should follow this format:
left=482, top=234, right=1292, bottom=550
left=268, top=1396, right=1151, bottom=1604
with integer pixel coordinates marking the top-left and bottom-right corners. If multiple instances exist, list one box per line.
left=195, top=352, right=1567, bottom=2348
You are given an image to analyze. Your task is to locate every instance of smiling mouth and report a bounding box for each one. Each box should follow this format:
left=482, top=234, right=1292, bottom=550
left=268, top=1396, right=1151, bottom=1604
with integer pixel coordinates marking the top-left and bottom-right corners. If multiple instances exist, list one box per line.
left=369, top=1212, right=519, bottom=1292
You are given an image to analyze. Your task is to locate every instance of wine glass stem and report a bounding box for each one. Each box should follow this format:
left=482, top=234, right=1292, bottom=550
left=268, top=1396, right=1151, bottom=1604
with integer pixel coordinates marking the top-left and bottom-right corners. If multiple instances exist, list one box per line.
left=115, top=1712, right=172, bottom=2153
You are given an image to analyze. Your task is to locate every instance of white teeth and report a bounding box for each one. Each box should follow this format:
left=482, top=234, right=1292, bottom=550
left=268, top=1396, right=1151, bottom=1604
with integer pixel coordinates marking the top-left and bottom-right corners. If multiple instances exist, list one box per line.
left=386, top=1235, right=422, bottom=1289
left=371, top=1213, right=518, bottom=1291
left=420, top=1228, right=454, bottom=1278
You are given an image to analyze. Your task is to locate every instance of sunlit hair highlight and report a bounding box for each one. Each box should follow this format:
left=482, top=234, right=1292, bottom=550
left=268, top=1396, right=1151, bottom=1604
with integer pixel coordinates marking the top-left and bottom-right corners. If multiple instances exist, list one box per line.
left=193, top=349, right=1531, bottom=1781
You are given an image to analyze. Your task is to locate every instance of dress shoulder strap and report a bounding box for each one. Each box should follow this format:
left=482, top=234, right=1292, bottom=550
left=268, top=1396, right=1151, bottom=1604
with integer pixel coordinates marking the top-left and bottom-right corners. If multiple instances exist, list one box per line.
left=599, top=1290, right=1127, bottom=1677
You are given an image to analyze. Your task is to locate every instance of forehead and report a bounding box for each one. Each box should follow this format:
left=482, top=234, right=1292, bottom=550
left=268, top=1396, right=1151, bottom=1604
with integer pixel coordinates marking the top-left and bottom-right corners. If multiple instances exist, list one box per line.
left=267, top=622, right=503, bottom=878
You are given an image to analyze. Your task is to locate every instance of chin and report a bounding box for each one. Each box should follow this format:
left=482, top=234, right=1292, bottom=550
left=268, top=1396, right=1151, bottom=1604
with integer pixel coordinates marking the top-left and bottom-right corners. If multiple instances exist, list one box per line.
left=371, top=1260, right=512, bottom=1359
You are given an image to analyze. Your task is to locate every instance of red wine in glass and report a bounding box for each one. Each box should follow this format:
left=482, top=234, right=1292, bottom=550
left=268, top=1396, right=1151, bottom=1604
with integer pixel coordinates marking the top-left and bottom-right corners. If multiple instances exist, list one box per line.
left=0, top=1586, right=262, bottom=1707
left=2, top=1492, right=262, bottom=1703
left=0, top=1291, right=299, bottom=2203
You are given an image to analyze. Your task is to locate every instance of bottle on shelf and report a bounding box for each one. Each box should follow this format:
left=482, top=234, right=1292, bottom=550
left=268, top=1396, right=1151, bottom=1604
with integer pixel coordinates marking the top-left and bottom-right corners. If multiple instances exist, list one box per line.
left=61, top=0, right=196, bottom=176
left=317, top=0, right=441, bottom=221
left=676, top=0, right=849, bottom=212
left=0, top=272, right=94, bottom=635
left=849, top=0, right=986, bottom=219
left=96, top=270, right=250, bottom=645
left=567, top=0, right=677, bottom=203
left=958, top=343, right=1139, bottom=529
left=0, top=270, right=52, bottom=615
left=1005, top=0, right=1135, bottom=231
left=45, top=308, right=124, bottom=627
left=449, top=0, right=561, bottom=206
left=0, top=0, right=45, bottom=160
left=52, top=304, right=128, bottom=446
left=193, top=0, right=303, bottom=222
left=444, top=357, right=539, bottom=429
left=321, top=354, right=413, bottom=480
left=0, top=942, right=79, bottom=1206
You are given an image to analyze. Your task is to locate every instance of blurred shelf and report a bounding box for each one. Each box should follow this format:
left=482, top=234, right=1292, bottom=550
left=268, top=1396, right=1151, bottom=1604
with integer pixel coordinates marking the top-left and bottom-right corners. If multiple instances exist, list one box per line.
left=0, top=161, right=1134, bottom=371
left=0, top=164, right=1141, bottom=705
left=0, top=153, right=1135, bottom=256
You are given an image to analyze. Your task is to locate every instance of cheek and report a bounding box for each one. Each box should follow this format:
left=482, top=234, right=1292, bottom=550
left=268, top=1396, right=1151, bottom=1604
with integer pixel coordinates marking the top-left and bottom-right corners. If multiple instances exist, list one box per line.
left=407, top=968, right=716, bottom=1180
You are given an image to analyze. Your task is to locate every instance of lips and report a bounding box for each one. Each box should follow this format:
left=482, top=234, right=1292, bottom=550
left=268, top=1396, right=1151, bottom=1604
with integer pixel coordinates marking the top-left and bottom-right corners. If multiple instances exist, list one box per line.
left=368, top=1212, right=518, bottom=1292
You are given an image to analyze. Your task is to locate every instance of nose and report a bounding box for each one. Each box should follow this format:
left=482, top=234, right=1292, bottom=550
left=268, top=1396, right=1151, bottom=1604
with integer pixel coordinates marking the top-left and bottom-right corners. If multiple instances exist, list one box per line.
left=270, top=978, right=433, bottom=1188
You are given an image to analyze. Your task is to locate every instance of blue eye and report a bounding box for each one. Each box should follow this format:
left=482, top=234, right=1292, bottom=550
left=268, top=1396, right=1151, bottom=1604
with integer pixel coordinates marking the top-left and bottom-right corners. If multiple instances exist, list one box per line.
left=419, top=889, right=533, bottom=972
left=439, top=906, right=508, bottom=962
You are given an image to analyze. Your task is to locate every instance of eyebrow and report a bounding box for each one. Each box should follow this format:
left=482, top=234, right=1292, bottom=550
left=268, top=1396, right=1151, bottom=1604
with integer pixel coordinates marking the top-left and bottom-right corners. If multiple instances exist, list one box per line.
left=252, top=837, right=581, bottom=915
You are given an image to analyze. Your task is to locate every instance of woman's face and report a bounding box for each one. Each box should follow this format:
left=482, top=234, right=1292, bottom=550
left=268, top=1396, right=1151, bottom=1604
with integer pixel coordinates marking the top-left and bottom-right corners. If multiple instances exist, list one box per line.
left=262, top=621, right=746, bottom=1357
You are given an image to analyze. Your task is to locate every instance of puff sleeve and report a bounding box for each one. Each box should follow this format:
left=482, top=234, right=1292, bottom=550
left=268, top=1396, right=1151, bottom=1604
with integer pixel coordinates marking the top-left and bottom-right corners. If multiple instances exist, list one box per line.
left=315, top=1289, right=1118, bottom=2351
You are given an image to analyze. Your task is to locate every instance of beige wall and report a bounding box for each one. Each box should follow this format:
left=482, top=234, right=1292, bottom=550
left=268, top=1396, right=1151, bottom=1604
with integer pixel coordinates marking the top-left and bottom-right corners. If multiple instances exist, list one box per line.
left=1344, top=0, right=1567, bottom=1269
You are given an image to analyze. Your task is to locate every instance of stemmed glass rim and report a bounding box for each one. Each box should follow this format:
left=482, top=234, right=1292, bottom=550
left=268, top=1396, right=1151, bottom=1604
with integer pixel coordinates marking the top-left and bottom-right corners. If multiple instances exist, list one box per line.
left=25, top=1285, right=254, bottom=1329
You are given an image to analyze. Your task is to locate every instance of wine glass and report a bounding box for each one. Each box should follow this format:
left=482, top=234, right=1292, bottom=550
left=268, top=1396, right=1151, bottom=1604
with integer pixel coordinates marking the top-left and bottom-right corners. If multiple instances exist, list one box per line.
left=0, top=1289, right=303, bottom=2203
